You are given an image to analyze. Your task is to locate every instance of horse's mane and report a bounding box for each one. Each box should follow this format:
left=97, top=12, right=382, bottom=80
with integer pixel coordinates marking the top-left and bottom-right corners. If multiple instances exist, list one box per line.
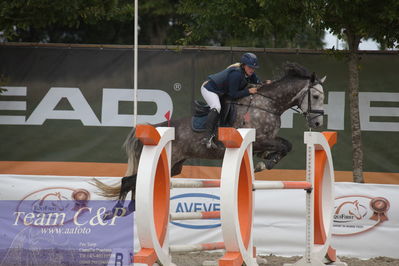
left=281, top=62, right=311, bottom=80
left=258, top=62, right=311, bottom=92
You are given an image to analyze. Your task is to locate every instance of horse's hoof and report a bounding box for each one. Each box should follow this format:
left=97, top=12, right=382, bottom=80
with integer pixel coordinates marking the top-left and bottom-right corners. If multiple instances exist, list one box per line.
left=254, top=161, right=266, bottom=172
left=102, top=210, right=115, bottom=220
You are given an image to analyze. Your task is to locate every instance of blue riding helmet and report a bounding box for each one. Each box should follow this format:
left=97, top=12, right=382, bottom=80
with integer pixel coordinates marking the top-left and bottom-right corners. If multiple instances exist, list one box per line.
left=240, top=53, right=260, bottom=69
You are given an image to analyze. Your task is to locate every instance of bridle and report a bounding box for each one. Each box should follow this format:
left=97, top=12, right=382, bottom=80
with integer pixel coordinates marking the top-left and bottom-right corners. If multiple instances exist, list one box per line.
left=295, top=84, right=325, bottom=123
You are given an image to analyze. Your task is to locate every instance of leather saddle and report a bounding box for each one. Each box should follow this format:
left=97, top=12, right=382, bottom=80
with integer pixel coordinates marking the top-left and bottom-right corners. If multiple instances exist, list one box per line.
left=191, top=99, right=236, bottom=132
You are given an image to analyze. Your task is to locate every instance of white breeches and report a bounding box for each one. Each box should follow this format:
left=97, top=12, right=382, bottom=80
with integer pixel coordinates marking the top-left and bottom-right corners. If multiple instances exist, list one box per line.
left=201, top=84, right=221, bottom=113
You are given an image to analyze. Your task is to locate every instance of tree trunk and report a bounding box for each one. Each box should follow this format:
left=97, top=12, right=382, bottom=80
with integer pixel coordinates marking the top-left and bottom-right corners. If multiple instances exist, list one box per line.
left=346, top=32, right=364, bottom=183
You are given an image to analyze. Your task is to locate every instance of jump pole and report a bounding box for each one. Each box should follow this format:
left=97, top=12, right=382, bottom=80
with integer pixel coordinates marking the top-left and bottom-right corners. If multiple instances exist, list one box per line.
left=170, top=179, right=221, bottom=188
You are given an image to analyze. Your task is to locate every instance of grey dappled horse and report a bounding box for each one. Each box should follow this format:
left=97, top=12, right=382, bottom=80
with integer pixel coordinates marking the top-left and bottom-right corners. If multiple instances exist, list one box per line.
left=93, top=63, right=326, bottom=218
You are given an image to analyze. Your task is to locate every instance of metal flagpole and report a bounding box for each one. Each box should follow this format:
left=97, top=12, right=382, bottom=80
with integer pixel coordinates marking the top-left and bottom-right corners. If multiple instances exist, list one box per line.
left=133, top=0, right=138, bottom=126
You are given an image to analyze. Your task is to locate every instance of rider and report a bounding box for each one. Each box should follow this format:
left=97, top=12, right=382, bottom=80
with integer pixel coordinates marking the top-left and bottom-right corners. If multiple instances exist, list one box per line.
left=201, top=52, right=262, bottom=148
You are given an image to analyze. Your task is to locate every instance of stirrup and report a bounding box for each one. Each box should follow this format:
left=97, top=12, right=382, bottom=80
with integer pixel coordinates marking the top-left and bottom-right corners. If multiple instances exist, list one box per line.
left=202, top=134, right=217, bottom=149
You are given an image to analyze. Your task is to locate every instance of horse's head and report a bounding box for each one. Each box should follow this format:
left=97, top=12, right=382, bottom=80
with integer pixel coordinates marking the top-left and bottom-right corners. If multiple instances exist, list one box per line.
left=295, top=73, right=326, bottom=129
left=249, top=63, right=327, bottom=129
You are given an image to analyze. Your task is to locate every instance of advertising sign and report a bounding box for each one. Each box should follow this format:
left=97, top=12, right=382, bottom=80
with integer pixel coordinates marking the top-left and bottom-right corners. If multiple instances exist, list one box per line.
left=0, top=176, right=134, bottom=266
left=0, top=45, right=398, bottom=174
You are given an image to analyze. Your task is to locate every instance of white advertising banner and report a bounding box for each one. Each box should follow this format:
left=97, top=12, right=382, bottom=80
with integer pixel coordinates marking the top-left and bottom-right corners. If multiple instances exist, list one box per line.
left=1, top=175, right=398, bottom=261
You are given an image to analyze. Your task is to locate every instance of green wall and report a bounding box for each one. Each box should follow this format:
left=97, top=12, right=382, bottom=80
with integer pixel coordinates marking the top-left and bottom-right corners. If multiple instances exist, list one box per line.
left=0, top=44, right=398, bottom=172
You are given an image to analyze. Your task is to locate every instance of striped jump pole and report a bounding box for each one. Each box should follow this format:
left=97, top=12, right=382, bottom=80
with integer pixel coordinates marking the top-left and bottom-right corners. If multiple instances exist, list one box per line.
left=170, top=211, right=220, bottom=221
left=170, top=242, right=225, bottom=253
left=171, top=179, right=221, bottom=188
left=253, top=181, right=312, bottom=190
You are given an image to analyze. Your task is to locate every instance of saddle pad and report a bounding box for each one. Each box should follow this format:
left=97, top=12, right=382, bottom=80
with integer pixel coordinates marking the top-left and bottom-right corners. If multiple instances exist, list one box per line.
left=191, top=116, right=207, bottom=132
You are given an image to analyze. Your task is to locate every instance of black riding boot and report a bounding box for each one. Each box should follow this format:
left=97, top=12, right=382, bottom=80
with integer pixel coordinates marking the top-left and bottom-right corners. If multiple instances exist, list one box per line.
left=203, top=108, right=219, bottom=149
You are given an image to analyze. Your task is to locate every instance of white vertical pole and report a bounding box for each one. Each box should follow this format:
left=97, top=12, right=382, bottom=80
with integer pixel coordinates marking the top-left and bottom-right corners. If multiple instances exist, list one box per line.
left=133, top=0, right=138, bottom=126
left=305, top=137, right=314, bottom=264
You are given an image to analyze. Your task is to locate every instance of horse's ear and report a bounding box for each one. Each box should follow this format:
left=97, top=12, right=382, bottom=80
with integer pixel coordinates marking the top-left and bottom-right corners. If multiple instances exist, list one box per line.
left=320, top=75, right=327, bottom=83
left=310, top=72, right=316, bottom=83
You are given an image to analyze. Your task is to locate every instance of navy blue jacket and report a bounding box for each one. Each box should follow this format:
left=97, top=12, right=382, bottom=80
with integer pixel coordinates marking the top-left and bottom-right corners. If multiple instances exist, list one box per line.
left=204, top=66, right=261, bottom=99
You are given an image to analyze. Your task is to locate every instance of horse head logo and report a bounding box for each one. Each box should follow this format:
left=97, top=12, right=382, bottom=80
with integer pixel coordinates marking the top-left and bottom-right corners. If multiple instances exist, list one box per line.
left=33, top=191, right=70, bottom=213
left=335, top=200, right=368, bottom=220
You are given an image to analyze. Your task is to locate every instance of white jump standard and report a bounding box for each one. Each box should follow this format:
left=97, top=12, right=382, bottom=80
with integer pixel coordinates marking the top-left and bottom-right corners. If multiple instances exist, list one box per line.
left=218, top=127, right=345, bottom=266
left=134, top=125, right=175, bottom=266
left=133, top=125, right=227, bottom=266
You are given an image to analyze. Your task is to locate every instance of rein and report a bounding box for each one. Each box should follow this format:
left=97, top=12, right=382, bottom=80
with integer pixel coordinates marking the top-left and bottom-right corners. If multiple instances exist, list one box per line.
left=229, top=83, right=325, bottom=121
left=227, top=96, right=280, bottom=116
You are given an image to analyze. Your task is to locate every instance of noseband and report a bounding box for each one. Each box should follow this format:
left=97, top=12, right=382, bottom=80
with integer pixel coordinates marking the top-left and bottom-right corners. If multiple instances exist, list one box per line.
left=297, top=84, right=324, bottom=122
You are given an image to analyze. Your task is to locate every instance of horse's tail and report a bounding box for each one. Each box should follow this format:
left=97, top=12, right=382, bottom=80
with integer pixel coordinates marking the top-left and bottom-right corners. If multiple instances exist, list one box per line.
left=91, top=127, right=143, bottom=199
left=90, top=179, right=121, bottom=199
left=123, top=127, right=143, bottom=176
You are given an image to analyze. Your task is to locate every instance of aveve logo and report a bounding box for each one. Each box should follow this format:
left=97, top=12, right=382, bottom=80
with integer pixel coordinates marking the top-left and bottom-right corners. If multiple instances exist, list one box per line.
left=170, top=193, right=220, bottom=229
left=333, top=195, right=390, bottom=236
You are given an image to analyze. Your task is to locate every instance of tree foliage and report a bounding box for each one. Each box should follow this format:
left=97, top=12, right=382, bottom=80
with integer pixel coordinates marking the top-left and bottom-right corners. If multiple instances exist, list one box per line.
left=0, top=0, right=134, bottom=43
left=178, top=0, right=325, bottom=48
left=310, top=0, right=399, bottom=182
left=138, top=0, right=186, bottom=44
left=318, top=0, right=399, bottom=49
left=0, top=0, right=324, bottom=48
left=0, top=0, right=185, bottom=45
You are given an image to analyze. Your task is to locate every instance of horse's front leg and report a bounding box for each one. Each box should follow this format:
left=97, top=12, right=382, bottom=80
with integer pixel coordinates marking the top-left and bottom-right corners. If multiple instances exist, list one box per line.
left=254, top=136, right=292, bottom=171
